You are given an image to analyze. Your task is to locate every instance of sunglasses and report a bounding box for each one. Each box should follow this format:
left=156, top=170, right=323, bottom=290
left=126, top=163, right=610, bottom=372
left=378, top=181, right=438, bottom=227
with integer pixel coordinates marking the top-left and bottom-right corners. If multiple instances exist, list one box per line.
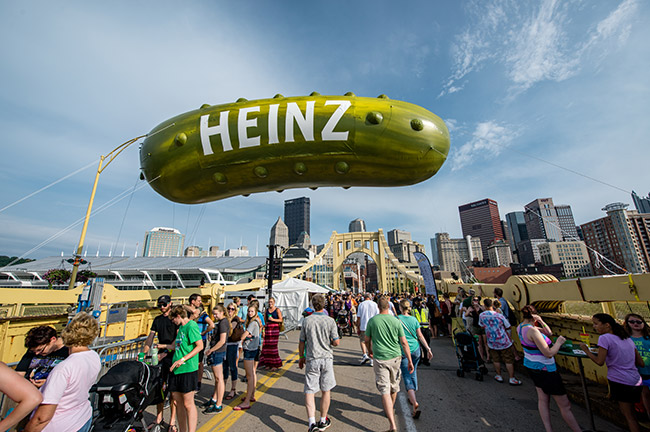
left=227, top=307, right=236, bottom=311
left=158, top=303, right=169, bottom=308
left=628, top=320, right=644, bottom=325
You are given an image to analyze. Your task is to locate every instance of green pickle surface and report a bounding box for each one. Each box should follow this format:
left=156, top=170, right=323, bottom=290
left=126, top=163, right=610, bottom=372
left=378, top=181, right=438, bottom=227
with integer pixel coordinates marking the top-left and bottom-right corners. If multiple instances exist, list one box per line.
left=140, top=94, right=450, bottom=204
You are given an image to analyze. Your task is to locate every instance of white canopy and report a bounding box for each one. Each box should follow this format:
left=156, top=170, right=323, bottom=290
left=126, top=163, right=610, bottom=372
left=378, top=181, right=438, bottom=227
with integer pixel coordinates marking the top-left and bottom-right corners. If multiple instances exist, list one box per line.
left=263, top=278, right=328, bottom=329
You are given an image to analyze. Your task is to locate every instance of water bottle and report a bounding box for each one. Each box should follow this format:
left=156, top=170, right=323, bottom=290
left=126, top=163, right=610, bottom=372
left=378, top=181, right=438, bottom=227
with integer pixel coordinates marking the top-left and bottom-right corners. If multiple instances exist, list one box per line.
left=137, top=352, right=145, bottom=362
left=151, top=346, right=159, bottom=366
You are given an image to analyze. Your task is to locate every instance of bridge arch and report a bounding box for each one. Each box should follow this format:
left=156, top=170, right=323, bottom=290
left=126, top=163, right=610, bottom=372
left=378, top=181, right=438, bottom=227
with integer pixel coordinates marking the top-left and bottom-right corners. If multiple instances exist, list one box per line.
left=286, top=229, right=423, bottom=293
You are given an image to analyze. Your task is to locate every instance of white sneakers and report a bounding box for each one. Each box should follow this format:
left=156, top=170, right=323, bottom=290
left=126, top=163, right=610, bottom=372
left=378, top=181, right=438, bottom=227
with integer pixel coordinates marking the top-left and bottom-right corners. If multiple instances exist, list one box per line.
left=360, top=354, right=370, bottom=365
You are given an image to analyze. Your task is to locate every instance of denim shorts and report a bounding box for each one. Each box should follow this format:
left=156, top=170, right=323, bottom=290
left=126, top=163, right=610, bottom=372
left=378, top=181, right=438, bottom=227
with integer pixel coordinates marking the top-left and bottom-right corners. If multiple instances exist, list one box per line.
left=207, top=350, right=226, bottom=366
left=243, top=349, right=259, bottom=361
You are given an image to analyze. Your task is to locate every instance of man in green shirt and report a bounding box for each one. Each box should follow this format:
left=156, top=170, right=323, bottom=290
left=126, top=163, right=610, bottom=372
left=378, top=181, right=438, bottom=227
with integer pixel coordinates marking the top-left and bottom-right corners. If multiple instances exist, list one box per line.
left=366, top=296, right=414, bottom=432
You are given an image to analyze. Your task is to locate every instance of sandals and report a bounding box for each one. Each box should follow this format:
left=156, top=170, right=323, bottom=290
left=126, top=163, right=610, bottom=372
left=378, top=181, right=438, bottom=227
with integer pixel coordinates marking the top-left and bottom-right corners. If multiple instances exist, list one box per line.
left=233, top=405, right=251, bottom=411
left=168, top=426, right=178, bottom=432
left=225, top=391, right=236, bottom=400
left=412, top=402, right=420, bottom=419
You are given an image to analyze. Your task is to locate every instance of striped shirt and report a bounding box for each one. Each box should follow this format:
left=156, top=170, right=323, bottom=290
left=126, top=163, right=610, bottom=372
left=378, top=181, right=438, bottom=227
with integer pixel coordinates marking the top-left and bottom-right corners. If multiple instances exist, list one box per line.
left=517, top=324, right=556, bottom=372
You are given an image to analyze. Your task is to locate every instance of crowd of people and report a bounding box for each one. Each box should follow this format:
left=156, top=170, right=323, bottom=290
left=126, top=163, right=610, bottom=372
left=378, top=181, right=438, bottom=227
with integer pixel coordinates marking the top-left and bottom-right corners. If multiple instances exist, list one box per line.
left=4, top=289, right=650, bottom=432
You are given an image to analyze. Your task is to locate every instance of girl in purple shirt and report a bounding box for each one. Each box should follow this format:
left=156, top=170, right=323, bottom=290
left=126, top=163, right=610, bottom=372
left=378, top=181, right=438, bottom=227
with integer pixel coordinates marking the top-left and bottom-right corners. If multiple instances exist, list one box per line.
left=581, top=313, right=643, bottom=432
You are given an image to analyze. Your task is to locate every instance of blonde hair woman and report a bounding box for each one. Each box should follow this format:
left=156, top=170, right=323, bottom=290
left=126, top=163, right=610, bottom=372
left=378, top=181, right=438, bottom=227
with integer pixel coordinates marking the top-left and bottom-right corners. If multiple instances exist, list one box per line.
left=397, top=299, right=433, bottom=419
left=25, top=312, right=101, bottom=432
left=224, top=302, right=243, bottom=400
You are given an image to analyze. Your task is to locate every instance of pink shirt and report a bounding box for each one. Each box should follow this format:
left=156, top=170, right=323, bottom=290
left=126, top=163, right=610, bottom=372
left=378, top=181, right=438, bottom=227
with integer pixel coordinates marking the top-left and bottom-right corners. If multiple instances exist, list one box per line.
left=39, top=350, right=101, bottom=432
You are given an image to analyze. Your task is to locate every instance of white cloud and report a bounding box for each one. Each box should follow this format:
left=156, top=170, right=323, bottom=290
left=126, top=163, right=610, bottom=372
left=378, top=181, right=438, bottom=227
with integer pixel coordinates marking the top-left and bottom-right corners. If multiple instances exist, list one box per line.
left=440, top=0, right=640, bottom=97
left=450, top=121, right=517, bottom=171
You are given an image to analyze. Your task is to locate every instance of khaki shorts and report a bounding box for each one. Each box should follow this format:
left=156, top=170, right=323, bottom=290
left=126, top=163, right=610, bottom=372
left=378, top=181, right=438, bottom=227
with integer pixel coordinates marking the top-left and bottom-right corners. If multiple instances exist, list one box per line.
left=373, top=357, right=401, bottom=395
left=304, top=358, right=336, bottom=394
left=489, top=345, right=515, bottom=364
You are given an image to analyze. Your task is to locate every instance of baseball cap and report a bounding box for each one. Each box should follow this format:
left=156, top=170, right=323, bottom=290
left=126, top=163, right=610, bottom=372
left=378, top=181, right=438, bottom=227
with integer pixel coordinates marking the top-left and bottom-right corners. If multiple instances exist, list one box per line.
left=468, top=289, right=476, bottom=295
left=157, top=295, right=171, bottom=306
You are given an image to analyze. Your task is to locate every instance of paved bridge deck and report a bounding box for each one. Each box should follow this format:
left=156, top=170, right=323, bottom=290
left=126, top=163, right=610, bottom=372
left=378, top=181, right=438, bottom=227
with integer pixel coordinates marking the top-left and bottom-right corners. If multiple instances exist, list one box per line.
left=145, top=330, right=627, bottom=432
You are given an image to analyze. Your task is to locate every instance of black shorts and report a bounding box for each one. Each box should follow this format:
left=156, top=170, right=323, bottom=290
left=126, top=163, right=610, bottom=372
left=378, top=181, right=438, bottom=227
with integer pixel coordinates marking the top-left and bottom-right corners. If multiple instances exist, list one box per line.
left=528, top=368, right=567, bottom=396
left=169, top=370, right=198, bottom=394
left=198, top=349, right=204, bottom=363
left=609, top=380, right=642, bottom=403
left=160, top=354, right=173, bottom=384
left=255, top=349, right=260, bottom=362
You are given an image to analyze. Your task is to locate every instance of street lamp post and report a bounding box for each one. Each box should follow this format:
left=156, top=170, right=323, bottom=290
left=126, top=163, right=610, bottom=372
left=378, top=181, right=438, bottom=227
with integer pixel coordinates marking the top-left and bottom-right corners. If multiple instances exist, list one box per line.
left=67, top=135, right=147, bottom=291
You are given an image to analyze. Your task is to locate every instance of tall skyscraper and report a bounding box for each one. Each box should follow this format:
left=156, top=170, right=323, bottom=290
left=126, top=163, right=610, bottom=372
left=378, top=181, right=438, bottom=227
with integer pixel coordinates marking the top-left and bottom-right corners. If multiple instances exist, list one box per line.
left=581, top=203, right=650, bottom=275
left=505, top=211, right=529, bottom=261
left=284, top=197, right=310, bottom=246
left=524, top=198, right=562, bottom=242
left=269, top=217, right=289, bottom=250
left=429, top=238, right=440, bottom=267
left=555, top=204, right=579, bottom=240
left=142, top=227, right=185, bottom=257
left=458, top=198, right=504, bottom=260
left=632, top=191, right=650, bottom=214
left=348, top=218, right=366, bottom=233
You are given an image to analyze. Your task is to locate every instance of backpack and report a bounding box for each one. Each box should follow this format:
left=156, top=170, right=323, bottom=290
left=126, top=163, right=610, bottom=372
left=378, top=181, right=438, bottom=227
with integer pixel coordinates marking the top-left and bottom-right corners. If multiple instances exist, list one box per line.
left=505, top=302, right=518, bottom=326
left=440, top=301, right=449, bottom=315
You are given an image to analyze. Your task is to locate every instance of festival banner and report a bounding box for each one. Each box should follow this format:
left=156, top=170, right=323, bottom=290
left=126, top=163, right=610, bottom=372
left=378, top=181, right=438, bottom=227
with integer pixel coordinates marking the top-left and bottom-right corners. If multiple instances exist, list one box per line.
left=413, top=252, right=439, bottom=306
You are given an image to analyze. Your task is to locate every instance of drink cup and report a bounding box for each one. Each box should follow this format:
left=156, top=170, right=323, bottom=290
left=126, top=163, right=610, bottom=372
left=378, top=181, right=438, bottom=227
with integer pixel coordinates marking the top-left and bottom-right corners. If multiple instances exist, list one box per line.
left=579, top=333, right=590, bottom=346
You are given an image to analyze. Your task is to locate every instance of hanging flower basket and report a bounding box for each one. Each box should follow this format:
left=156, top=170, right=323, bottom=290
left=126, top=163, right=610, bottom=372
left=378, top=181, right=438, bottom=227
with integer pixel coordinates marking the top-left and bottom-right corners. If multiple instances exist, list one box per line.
left=43, top=269, right=71, bottom=286
left=43, top=268, right=97, bottom=287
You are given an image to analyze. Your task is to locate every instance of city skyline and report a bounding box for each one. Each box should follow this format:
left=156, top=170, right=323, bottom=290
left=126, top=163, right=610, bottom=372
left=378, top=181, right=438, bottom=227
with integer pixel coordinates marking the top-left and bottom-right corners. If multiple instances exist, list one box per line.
left=1, top=1, right=649, bottom=260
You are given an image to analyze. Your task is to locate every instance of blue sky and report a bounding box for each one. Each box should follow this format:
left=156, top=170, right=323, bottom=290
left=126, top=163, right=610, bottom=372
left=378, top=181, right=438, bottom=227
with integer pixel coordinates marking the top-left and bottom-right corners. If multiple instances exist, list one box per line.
left=1, top=0, right=648, bottom=260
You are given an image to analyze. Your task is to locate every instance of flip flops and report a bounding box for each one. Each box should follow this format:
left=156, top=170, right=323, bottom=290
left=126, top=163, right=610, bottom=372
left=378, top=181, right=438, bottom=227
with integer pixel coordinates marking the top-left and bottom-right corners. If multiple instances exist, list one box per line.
left=233, top=405, right=251, bottom=411
left=225, top=391, right=236, bottom=400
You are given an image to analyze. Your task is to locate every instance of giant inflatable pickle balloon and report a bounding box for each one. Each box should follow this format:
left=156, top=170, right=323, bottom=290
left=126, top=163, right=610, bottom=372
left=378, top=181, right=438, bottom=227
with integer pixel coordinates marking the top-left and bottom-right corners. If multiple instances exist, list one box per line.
left=140, top=93, right=450, bottom=204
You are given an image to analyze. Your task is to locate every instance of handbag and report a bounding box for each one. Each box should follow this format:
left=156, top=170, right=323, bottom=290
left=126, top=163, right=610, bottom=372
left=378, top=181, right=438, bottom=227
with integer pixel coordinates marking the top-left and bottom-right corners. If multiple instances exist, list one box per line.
left=279, top=321, right=285, bottom=332
left=230, top=319, right=244, bottom=341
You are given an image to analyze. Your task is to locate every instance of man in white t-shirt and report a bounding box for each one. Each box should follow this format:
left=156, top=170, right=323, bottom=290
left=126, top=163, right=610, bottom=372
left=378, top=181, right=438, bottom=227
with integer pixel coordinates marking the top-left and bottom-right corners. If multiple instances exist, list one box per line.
left=356, top=292, right=379, bottom=366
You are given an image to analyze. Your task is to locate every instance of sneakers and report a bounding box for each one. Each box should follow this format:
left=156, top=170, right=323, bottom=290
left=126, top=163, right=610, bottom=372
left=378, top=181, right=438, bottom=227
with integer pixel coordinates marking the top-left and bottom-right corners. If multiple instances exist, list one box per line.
left=308, top=424, right=319, bottom=432
left=509, top=377, right=522, bottom=386
left=369, top=359, right=373, bottom=366
left=317, top=417, right=331, bottom=430
left=203, top=403, right=223, bottom=414
left=494, top=375, right=504, bottom=383
left=360, top=354, right=370, bottom=365
left=200, top=398, right=216, bottom=408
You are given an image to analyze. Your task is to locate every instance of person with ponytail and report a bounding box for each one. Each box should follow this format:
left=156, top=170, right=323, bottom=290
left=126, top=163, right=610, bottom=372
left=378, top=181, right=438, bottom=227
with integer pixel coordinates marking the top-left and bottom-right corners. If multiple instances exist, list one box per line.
left=203, top=305, right=231, bottom=415
left=517, top=305, right=582, bottom=432
left=581, top=313, right=643, bottom=432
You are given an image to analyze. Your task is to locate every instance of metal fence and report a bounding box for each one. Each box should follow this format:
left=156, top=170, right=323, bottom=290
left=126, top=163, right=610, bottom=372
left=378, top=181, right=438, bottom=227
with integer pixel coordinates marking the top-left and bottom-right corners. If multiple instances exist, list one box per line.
left=94, top=336, right=148, bottom=377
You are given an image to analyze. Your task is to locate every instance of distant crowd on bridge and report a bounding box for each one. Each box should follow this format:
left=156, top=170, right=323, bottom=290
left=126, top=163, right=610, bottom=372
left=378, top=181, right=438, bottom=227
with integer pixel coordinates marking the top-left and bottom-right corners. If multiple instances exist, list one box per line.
left=3, top=288, right=650, bottom=432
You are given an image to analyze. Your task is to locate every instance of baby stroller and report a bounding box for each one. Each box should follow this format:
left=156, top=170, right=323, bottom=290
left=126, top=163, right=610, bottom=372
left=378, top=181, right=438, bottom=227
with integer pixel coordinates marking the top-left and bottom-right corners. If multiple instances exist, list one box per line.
left=91, top=361, right=163, bottom=431
left=336, top=309, right=353, bottom=337
left=453, top=329, right=488, bottom=381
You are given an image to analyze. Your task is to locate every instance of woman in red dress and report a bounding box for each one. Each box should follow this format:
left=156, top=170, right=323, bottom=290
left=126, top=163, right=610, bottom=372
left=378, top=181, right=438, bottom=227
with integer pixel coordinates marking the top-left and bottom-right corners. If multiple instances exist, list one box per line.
left=258, top=297, right=283, bottom=371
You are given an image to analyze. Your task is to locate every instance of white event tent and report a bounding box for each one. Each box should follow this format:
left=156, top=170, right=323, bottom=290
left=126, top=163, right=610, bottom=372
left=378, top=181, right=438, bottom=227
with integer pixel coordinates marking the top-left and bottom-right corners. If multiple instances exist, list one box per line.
left=264, top=277, right=329, bottom=330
